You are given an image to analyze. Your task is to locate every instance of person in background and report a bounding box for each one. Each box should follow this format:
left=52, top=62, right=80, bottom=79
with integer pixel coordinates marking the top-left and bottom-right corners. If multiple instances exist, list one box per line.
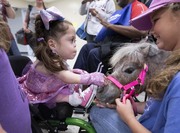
left=80, top=0, right=116, bottom=43
left=74, top=0, right=148, bottom=74
left=19, top=7, right=106, bottom=109
left=0, top=0, right=21, bottom=55
left=90, top=0, right=180, bottom=132
left=0, top=18, right=31, bottom=133
left=23, top=0, right=46, bottom=51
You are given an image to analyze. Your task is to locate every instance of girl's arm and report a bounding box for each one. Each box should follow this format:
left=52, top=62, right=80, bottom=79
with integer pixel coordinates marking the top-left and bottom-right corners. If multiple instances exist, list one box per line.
left=55, top=70, right=106, bottom=86
left=115, top=99, right=151, bottom=133
left=56, top=70, right=81, bottom=84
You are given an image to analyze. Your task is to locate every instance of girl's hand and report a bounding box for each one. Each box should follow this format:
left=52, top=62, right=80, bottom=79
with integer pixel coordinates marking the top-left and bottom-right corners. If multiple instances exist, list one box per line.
left=115, top=98, right=136, bottom=123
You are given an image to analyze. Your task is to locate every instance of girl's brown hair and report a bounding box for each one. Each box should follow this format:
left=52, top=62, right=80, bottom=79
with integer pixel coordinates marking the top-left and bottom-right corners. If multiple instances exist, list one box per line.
left=146, top=3, right=180, bottom=99
left=34, top=15, right=73, bottom=73
left=0, top=18, right=10, bottom=52
left=146, top=50, right=180, bottom=99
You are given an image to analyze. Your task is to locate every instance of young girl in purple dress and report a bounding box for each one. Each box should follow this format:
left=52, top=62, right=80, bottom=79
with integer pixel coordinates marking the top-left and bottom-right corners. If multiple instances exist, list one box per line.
left=19, top=6, right=106, bottom=108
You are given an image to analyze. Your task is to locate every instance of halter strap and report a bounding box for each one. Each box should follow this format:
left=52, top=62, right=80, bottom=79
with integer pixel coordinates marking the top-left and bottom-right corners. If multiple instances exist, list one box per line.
left=107, top=64, right=149, bottom=115
left=123, top=64, right=148, bottom=91
left=107, top=76, right=123, bottom=89
left=107, top=64, right=148, bottom=92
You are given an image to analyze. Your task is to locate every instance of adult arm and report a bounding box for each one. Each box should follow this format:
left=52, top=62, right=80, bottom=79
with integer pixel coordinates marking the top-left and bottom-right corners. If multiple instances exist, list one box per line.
left=115, top=99, right=151, bottom=133
left=23, top=8, right=31, bottom=33
left=79, top=0, right=92, bottom=15
left=2, top=0, right=15, bottom=19
left=106, top=24, right=147, bottom=39
left=97, top=15, right=147, bottom=39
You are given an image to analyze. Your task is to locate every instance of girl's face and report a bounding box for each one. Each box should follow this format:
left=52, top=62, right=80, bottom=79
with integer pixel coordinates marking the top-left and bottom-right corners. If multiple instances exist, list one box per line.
left=55, top=25, right=77, bottom=60
left=151, top=8, right=180, bottom=51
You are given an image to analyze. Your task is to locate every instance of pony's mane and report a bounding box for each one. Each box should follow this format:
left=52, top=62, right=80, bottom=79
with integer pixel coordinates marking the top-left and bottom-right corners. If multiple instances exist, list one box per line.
left=110, top=41, right=158, bottom=67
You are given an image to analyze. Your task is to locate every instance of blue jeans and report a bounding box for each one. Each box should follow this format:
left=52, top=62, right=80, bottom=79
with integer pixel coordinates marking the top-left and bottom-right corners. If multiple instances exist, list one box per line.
left=73, top=43, right=108, bottom=73
left=90, top=106, right=131, bottom=133
left=8, top=39, right=21, bottom=56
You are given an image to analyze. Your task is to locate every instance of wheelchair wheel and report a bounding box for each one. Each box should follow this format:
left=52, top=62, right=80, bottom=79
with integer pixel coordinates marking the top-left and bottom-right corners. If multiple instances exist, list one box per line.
left=65, top=117, right=96, bottom=133
left=30, top=102, right=96, bottom=133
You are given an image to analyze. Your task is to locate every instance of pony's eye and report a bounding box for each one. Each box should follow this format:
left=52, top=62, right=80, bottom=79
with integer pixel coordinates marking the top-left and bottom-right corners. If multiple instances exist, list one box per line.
left=124, top=67, right=135, bottom=74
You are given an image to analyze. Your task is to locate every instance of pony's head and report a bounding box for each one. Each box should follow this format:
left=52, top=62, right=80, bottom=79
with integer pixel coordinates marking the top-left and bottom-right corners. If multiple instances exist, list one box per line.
left=96, top=41, right=170, bottom=104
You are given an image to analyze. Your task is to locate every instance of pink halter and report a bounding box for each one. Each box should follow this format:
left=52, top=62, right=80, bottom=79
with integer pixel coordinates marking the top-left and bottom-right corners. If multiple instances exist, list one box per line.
left=107, top=64, right=148, bottom=115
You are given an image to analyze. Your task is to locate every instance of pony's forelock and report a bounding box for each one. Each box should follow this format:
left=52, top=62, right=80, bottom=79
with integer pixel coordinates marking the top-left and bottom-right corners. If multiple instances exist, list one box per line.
left=110, top=42, right=154, bottom=67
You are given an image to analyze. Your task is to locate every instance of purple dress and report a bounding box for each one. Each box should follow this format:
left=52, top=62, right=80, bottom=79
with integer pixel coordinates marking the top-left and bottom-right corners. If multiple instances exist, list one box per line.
left=0, top=49, right=31, bottom=133
left=19, top=63, right=75, bottom=107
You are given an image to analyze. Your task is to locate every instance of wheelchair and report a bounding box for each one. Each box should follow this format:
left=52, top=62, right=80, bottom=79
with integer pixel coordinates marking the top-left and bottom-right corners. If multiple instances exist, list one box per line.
left=9, top=55, right=96, bottom=133
left=30, top=102, right=96, bottom=133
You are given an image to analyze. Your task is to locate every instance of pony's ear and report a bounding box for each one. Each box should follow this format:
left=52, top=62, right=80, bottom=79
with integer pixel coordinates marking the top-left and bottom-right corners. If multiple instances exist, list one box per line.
left=142, top=44, right=159, bottom=57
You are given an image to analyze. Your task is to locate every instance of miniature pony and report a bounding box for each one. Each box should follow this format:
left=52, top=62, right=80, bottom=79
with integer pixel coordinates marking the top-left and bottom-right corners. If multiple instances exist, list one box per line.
left=96, top=41, right=170, bottom=104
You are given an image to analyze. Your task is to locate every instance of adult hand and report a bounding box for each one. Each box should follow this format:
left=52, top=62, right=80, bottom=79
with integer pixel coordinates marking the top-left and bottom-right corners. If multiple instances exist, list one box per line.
left=115, top=98, right=136, bottom=123
left=23, top=28, right=31, bottom=33
left=96, top=15, right=111, bottom=28
left=89, top=8, right=98, bottom=16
